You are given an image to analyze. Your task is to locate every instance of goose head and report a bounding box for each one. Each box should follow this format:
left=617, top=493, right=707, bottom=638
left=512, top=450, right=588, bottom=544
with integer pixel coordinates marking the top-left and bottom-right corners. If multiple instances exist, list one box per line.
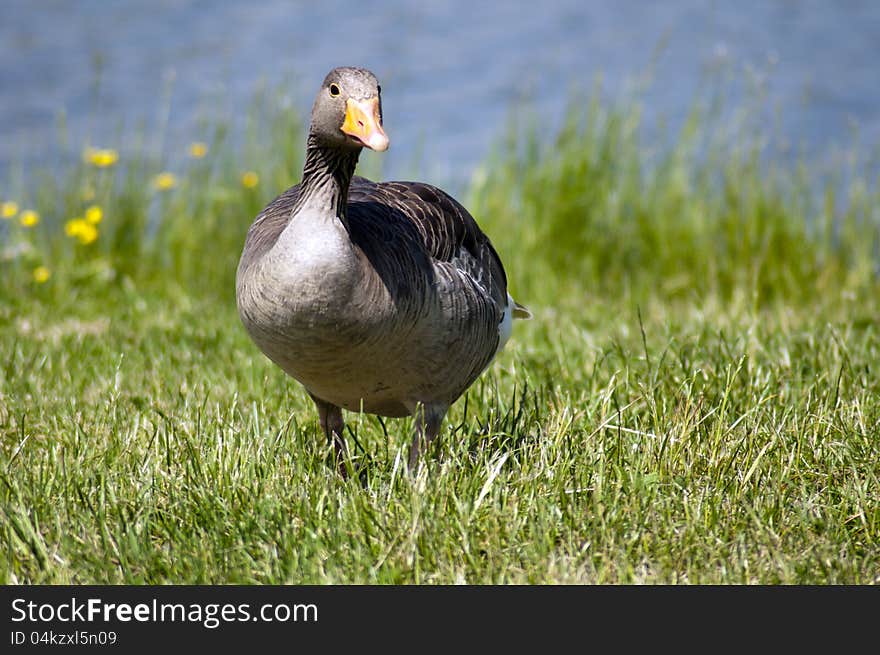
left=309, top=67, right=389, bottom=152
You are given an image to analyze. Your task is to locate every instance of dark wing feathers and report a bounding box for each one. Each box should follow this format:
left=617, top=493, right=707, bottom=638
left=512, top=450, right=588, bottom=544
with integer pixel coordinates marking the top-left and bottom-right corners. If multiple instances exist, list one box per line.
left=347, top=176, right=508, bottom=306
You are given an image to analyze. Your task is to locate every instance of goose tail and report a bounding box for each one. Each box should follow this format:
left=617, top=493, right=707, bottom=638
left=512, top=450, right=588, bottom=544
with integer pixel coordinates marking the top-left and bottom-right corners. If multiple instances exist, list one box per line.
left=512, top=300, right=532, bottom=320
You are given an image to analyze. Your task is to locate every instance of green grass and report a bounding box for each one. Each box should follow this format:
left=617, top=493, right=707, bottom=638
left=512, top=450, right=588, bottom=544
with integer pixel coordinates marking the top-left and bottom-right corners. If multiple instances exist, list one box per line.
left=1, top=84, right=879, bottom=583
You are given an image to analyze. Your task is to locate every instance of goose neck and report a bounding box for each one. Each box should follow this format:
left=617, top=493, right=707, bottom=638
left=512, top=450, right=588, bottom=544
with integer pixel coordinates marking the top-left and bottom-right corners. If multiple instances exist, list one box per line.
left=294, top=136, right=361, bottom=221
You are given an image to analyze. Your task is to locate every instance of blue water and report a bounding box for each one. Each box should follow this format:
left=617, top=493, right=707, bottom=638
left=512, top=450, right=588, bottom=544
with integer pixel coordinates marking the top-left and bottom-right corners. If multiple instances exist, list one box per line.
left=2, top=0, right=879, bottom=186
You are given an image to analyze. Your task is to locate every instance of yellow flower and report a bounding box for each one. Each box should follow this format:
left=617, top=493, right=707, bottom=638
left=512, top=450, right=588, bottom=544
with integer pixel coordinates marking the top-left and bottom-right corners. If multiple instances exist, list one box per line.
left=1, top=201, right=18, bottom=218
left=83, top=147, right=119, bottom=168
left=85, top=205, right=103, bottom=225
left=241, top=171, right=259, bottom=189
left=33, top=266, right=51, bottom=284
left=153, top=172, right=177, bottom=191
left=65, top=218, right=99, bottom=245
left=189, top=142, right=208, bottom=158
left=65, top=218, right=83, bottom=237
left=19, top=210, right=39, bottom=227
left=78, top=223, right=98, bottom=244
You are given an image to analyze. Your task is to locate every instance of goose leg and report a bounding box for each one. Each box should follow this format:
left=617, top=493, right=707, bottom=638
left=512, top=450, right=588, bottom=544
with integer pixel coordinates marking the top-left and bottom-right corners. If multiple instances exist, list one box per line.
left=309, top=392, right=348, bottom=476
left=408, top=402, right=449, bottom=470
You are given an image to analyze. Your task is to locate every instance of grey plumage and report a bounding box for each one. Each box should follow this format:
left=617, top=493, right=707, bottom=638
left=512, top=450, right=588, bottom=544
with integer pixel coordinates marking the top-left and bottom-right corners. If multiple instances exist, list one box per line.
left=235, top=66, right=530, bottom=471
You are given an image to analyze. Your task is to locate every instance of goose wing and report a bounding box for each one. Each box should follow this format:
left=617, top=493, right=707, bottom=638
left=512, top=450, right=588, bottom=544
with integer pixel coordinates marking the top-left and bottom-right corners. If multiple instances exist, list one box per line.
left=346, top=176, right=509, bottom=309
left=237, top=183, right=302, bottom=276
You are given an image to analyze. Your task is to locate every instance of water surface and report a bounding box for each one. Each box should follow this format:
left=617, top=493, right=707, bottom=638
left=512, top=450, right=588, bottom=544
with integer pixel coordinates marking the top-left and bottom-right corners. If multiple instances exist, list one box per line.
left=2, top=1, right=879, bottom=185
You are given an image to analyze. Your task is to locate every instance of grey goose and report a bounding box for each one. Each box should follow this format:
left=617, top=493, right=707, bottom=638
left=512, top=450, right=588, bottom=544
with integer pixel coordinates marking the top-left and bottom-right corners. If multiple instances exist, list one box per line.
left=236, top=66, right=530, bottom=472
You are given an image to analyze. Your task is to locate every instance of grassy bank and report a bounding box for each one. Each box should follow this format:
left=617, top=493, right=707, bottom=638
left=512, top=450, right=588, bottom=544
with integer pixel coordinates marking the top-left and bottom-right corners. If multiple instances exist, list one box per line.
left=1, top=88, right=879, bottom=583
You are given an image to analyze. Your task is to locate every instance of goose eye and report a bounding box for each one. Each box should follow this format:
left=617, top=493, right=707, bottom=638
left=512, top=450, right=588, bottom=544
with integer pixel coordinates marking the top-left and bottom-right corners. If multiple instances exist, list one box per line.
left=329, top=84, right=341, bottom=97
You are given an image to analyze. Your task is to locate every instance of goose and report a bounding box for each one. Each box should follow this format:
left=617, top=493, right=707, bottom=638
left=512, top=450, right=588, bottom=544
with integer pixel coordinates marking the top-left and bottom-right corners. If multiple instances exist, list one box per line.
left=236, top=66, right=530, bottom=472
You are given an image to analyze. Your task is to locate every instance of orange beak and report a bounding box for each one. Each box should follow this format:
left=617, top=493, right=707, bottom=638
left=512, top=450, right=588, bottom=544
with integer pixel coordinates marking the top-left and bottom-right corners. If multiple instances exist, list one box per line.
left=341, top=97, right=389, bottom=151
